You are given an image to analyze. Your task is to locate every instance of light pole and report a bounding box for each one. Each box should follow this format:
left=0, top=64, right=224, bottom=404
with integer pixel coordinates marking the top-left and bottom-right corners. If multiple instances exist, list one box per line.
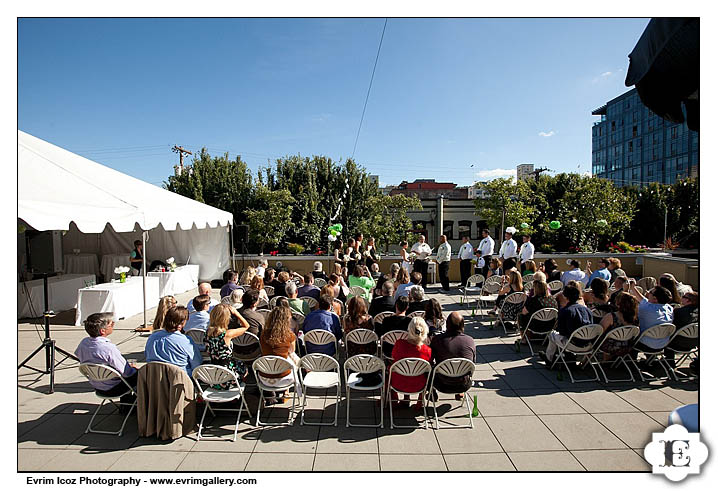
left=663, top=204, right=668, bottom=253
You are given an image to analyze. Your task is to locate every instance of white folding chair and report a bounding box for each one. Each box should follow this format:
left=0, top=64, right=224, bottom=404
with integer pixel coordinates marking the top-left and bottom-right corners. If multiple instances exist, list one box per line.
left=349, top=286, right=368, bottom=299
left=345, top=328, right=379, bottom=357
left=231, top=331, right=262, bottom=368
left=665, top=323, right=699, bottom=381
left=292, top=311, right=305, bottom=327
left=313, top=278, right=327, bottom=288
left=264, top=286, right=275, bottom=297
left=549, top=324, right=604, bottom=383
left=298, top=354, right=341, bottom=426
left=523, top=280, right=534, bottom=293
left=220, top=295, right=232, bottom=304
left=407, top=311, right=425, bottom=319
left=333, top=298, right=346, bottom=317
left=587, top=325, right=640, bottom=383
left=302, top=329, right=338, bottom=357
left=495, top=292, right=527, bottom=335
left=523, top=273, right=535, bottom=283
left=78, top=363, right=137, bottom=436
left=380, top=330, right=409, bottom=362
left=477, top=279, right=502, bottom=317
left=637, top=277, right=656, bottom=292
left=518, top=308, right=558, bottom=355
left=251, top=356, right=298, bottom=426
left=548, top=280, right=563, bottom=294
left=629, top=323, right=677, bottom=382
left=460, top=274, right=485, bottom=305
left=372, top=311, right=394, bottom=329
left=255, top=308, right=270, bottom=319
left=387, top=357, right=432, bottom=429
left=269, top=295, right=286, bottom=309
left=300, top=296, right=319, bottom=311
left=192, top=365, right=252, bottom=441
left=428, top=358, right=475, bottom=429
left=344, top=354, right=385, bottom=428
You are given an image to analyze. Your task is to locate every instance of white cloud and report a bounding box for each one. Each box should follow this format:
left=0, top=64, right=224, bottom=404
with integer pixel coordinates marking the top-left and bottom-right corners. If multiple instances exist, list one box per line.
left=601, top=71, right=613, bottom=77
left=538, top=130, right=555, bottom=137
left=475, top=168, right=516, bottom=180
left=310, top=113, right=332, bottom=122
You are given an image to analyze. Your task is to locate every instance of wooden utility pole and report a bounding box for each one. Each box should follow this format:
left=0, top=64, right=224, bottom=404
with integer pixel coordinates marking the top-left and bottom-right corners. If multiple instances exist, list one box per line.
left=531, top=166, right=550, bottom=182
left=172, top=145, right=192, bottom=174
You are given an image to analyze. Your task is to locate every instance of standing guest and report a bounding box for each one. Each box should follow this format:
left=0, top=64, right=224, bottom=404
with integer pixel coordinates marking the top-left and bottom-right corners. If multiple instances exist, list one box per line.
left=365, top=237, right=379, bottom=270
left=344, top=296, right=375, bottom=357
left=457, top=235, right=474, bottom=288
left=220, top=269, right=241, bottom=298
left=250, top=275, right=270, bottom=305
left=498, top=228, right=518, bottom=262
left=627, top=280, right=674, bottom=350
left=399, top=240, right=413, bottom=274
left=659, top=275, right=682, bottom=305
left=150, top=295, right=177, bottom=331
left=237, top=289, right=265, bottom=337
left=436, top=234, right=452, bottom=292
left=429, top=312, right=475, bottom=399
left=598, top=292, right=639, bottom=361
left=522, top=260, right=537, bottom=278
left=312, top=261, right=328, bottom=282
left=239, top=267, right=256, bottom=287
left=285, top=281, right=309, bottom=315
left=205, top=304, right=249, bottom=385
left=561, top=259, right=588, bottom=287
left=586, top=259, right=612, bottom=286
left=187, top=283, right=219, bottom=313
left=606, top=257, right=626, bottom=283
left=476, top=229, right=495, bottom=278
left=184, top=295, right=212, bottom=332
left=259, top=305, right=301, bottom=404
left=76, top=313, right=138, bottom=403
left=369, top=281, right=396, bottom=317
left=348, top=265, right=376, bottom=302
left=423, top=298, right=445, bottom=336
left=333, top=240, right=346, bottom=273
left=411, top=235, right=432, bottom=288
left=301, top=295, right=343, bottom=356
left=355, top=233, right=365, bottom=266
left=297, top=273, right=321, bottom=300
left=518, top=234, right=535, bottom=273
left=145, top=306, right=202, bottom=378
left=390, top=318, right=432, bottom=409
left=130, top=239, right=143, bottom=276
left=541, top=283, right=594, bottom=365
left=255, top=259, right=268, bottom=279
left=345, top=238, right=358, bottom=275
left=541, top=258, right=562, bottom=283
left=407, top=285, right=428, bottom=314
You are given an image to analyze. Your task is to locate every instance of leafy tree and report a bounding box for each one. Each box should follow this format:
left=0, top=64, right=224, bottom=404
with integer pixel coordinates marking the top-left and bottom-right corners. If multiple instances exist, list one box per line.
left=246, top=186, right=294, bottom=253
left=360, top=194, right=423, bottom=252
left=474, top=178, right=535, bottom=232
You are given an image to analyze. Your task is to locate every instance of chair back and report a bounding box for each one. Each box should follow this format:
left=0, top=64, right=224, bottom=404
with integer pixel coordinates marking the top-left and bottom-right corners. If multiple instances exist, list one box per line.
left=298, top=353, right=339, bottom=373
left=256, top=298, right=269, bottom=310
left=269, top=295, right=286, bottom=309
left=673, top=322, right=698, bottom=340
left=240, top=284, right=251, bottom=290
left=466, top=274, right=485, bottom=286
left=192, top=364, right=238, bottom=390
left=548, top=280, right=563, bottom=292
left=523, top=280, right=534, bottom=293
left=231, top=331, right=261, bottom=362
left=485, top=275, right=503, bottom=286
left=264, top=285, right=275, bottom=297
left=637, top=277, right=657, bottom=292
left=597, top=325, right=640, bottom=351
left=346, top=328, right=379, bottom=355
left=256, top=308, right=270, bottom=319
left=381, top=330, right=408, bottom=347
left=252, top=355, right=294, bottom=377
left=523, top=273, right=535, bottom=283
left=390, top=357, right=431, bottom=377
left=565, top=324, right=604, bottom=353
left=332, top=298, right=346, bottom=316
left=372, top=311, right=394, bottom=326
left=433, top=358, right=475, bottom=378
left=345, top=354, right=385, bottom=375
left=221, top=295, right=232, bottom=304
left=313, top=278, right=327, bottom=288
left=303, top=329, right=338, bottom=352
left=526, top=308, right=558, bottom=333
left=350, top=286, right=368, bottom=298
left=300, top=296, right=319, bottom=311
left=79, top=363, right=124, bottom=383
left=636, top=323, right=676, bottom=349
left=407, top=311, right=424, bottom=319
left=185, top=329, right=206, bottom=346
left=481, top=281, right=502, bottom=295
left=292, top=312, right=305, bottom=325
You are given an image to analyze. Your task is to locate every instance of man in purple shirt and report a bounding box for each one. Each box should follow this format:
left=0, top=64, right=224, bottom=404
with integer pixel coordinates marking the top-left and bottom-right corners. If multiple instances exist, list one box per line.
left=301, top=295, right=342, bottom=355
left=220, top=269, right=241, bottom=298
left=297, top=273, right=321, bottom=300
left=75, top=312, right=137, bottom=398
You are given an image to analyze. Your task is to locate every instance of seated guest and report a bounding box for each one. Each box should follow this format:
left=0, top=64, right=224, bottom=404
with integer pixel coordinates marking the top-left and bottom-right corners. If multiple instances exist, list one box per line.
left=501, top=257, right=517, bottom=274
left=271, top=271, right=290, bottom=299
left=393, top=268, right=413, bottom=300
left=285, top=281, right=309, bottom=315
left=186, top=283, right=219, bottom=313
left=661, top=273, right=692, bottom=298
left=541, top=283, right=593, bottom=364
left=328, top=273, right=349, bottom=303
left=406, top=285, right=428, bottom=314
left=609, top=274, right=629, bottom=306
left=487, top=257, right=501, bottom=278
left=561, top=259, right=588, bottom=287
left=237, top=289, right=265, bottom=337
left=528, top=271, right=547, bottom=295
left=522, top=260, right=537, bottom=278
left=259, top=305, right=302, bottom=403
left=492, top=270, right=523, bottom=314
left=423, top=298, right=445, bottom=336
left=250, top=275, right=270, bottom=305
left=665, top=291, right=699, bottom=368
left=518, top=280, right=558, bottom=330
left=390, top=317, right=432, bottom=409
left=430, top=312, right=475, bottom=399
left=255, top=259, right=268, bottom=279
left=556, top=280, right=586, bottom=309
left=389, top=262, right=401, bottom=282
left=297, top=273, right=321, bottom=300
left=348, top=265, right=376, bottom=302
left=376, top=296, right=412, bottom=355
left=607, top=257, right=626, bottom=283
left=598, top=292, right=639, bottom=361
left=659, top=275, right=682, bottom=305
left=205, top=304, right=249, bottom=385
left=540, top=258, right=562, bottom=282
left=312, top=261, right=328, bottom=282
left=369, top=281, right=396, bottom=317
left=263, top=267, right=276, bottom=289
left=627, top=280, right=674, bottom=350
left=586, top=258, right=611, bottom=286
left=220, top=269, right=241, bottom=298
left=274, top=297, right=301, bottom=336
left=145, top=306, right=201, bottom=378
left=301, top=295, right=343, bottom=356
left=370, top=262, right=382, bottom=281
left=184, top=294, right=212, bottom=333
left=584, top=278, right=615, bottom=322
left=151, top=295, right=177, bottom=331
left=320, top=285, right=345, bottom=316
left=229, top=288, right=244, bottom=309
left=344, top=296, right=375, bottom=357
left=76, top=312, right=138, bottom=404
left=239, top=266, right=256, bottom=287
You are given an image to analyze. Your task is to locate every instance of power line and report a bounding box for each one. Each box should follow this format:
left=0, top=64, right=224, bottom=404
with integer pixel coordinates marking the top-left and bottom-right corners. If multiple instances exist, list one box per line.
left=351, top=18, right=388, bottom=160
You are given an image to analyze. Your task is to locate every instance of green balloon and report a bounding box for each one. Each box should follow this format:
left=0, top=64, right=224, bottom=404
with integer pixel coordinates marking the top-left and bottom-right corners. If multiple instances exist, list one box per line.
left=549, top=220, right=561, bottom=230
left=330, top=230, right=338, bottom=236
left=597, top=219, right=608, bottom=226
left=520, top=222, right=529, bottom=229
left=335, top=224, right=343, bottom=231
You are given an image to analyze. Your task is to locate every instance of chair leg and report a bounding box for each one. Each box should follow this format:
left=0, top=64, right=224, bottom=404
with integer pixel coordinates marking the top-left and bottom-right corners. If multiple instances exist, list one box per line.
left=465, top=394, right=474, bottom=429
left=233, top=405, right=241, bottom=442
left=197, top=403, right=210, bottom=440
left=422, top=390, right=428, bottom=430
left=255, top=388, right=264, bottom=426
left=85, top=399, right=106, bottom=434
left=388, top=388, right=395, bottom=429
left=300, top=387, right=308, bottom=426
left=345, top=387, right=351, bottom=428
left=334, top=385, right=340, bottom=426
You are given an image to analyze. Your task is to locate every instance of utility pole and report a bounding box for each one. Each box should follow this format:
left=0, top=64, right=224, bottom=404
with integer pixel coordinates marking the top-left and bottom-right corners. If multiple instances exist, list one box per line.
left=172, top=145, right=192, bottom=175
left=530, top=167, right=550, bottom=182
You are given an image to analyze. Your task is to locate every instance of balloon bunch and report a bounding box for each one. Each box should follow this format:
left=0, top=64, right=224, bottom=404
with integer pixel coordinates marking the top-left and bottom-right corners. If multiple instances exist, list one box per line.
left=327, top=223, right=343, bottom=242
left=549, top=220, right=562, bottom=230
left=596, top=219, right=608, bottom=227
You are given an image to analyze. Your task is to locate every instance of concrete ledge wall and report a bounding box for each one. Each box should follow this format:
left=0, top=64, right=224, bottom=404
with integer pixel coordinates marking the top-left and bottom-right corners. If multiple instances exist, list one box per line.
left=232, top=252, right=698, bottom=287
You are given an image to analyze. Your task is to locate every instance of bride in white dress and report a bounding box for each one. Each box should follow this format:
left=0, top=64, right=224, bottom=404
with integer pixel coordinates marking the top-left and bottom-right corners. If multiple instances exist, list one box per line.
left=399, top=240, right=412, bottom=274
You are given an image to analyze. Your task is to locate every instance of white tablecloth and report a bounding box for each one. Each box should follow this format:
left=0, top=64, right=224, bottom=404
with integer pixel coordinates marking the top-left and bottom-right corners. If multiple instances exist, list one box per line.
left=75, top=276, right=160, bottom=326
left=100, top=254, right=131, bottom=281
left=64, top=253, right=100, bottom=276
left=18, top=274, right=96, bottom=319
left=147, top=264, right=200, bottom=297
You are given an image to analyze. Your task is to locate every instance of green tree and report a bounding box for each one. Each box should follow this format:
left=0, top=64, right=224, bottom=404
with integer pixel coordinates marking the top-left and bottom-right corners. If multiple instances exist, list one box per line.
left=360, top=194, right=423, bottom=252
left=246, top=187, right=294, bottom=253
left=474, top=178, right=535, bottom=232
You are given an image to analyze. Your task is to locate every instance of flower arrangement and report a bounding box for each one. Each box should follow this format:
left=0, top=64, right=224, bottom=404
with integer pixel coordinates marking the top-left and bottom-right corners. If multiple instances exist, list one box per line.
left=606, top=241, right=649, bottom=253
left=315, top=248, right=325, bottom=256
left=114, top=265, right=130, bottom=283
left=270, top=250, right=278, bottom=256
left=165, top=257, right=177, bottom=272
left=287, top=243, right=305, bottom=255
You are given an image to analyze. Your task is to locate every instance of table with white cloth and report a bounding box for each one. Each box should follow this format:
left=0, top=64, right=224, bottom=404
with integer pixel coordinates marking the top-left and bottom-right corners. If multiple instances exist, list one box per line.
left=18, top=274, right=96, bottom=319
left=147, top=264, right=200, bottom=297
left=75, top=276, right=160, bottom=326
left=64, top=253, right=100, bottom=276
left=100, top=253, right=131, bottom=282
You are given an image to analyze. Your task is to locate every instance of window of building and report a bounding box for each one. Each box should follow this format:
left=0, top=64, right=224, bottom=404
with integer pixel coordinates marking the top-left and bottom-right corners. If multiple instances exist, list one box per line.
left=598, top=126, right=603, bottom=137
left=443, top=221, right=454, bottom=240
left=670, top=142, right=677, bottom=156
left=476, top=220, right=488, bottom=239
left=458, top=221, right=472, bottom=240
left=671, top=126, right=678, bottom=139
left=647, top=165, right=654, bottom=177
left=632, top=111, right=638, bottom=123
left=627, top=155, right=632, bottom=165
left=628, top=141, right=633, bottom=152
left=611, top=121, right=616, bottom=132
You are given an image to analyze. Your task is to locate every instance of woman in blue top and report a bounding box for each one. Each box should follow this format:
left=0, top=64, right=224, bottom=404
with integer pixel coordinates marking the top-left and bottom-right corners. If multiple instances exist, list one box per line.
left=145, top=306, right=202, bottom=378
left=627, top=280, right=674, bottom=350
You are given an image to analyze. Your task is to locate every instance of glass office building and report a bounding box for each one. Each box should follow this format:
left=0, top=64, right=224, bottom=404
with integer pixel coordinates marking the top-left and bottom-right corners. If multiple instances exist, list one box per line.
left=591, top=88, right=698, bottom=186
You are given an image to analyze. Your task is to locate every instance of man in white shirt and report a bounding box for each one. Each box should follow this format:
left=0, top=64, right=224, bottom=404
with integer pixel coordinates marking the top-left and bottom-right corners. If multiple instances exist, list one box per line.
left=255, top=259, right=267, bottom=279
left=436, top=234, right=452, bottom=292
left=518, top=233, right=535, bottom=273
left=457, top=236, right=474, bottom=287
left=411, top=235, right=432, bottom=288
left=561, top=259, right=588, bottom=286
left=498, top=227, right=518, bottom=262
left=476, top=229, right=495, bottom=278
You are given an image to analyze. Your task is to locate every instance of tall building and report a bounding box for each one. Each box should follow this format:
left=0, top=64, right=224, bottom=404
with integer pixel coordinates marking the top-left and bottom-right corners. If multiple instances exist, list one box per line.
left=591, top=88, right=698, bottom=186
left=516, top=163, right=534, bottom=181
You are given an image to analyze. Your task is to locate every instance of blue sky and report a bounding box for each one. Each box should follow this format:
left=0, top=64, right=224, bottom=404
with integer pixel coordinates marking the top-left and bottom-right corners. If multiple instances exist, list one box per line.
left=18, top=18, right=650, bottom=187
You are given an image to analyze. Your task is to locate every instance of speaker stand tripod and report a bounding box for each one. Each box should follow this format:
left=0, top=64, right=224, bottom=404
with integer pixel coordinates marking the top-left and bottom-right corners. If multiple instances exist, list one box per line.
left=18, top=273, right=79, bottom=394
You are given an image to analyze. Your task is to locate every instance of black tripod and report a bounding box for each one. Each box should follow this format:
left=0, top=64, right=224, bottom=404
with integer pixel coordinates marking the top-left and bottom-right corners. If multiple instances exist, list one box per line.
left=18, top=273, right=79, bottom=394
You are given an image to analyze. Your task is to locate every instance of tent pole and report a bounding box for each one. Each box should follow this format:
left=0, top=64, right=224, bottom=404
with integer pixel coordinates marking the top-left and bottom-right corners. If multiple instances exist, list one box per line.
left=230, top=225, right=235, bottom=271
left=142, top=230, right=147, bottom=329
